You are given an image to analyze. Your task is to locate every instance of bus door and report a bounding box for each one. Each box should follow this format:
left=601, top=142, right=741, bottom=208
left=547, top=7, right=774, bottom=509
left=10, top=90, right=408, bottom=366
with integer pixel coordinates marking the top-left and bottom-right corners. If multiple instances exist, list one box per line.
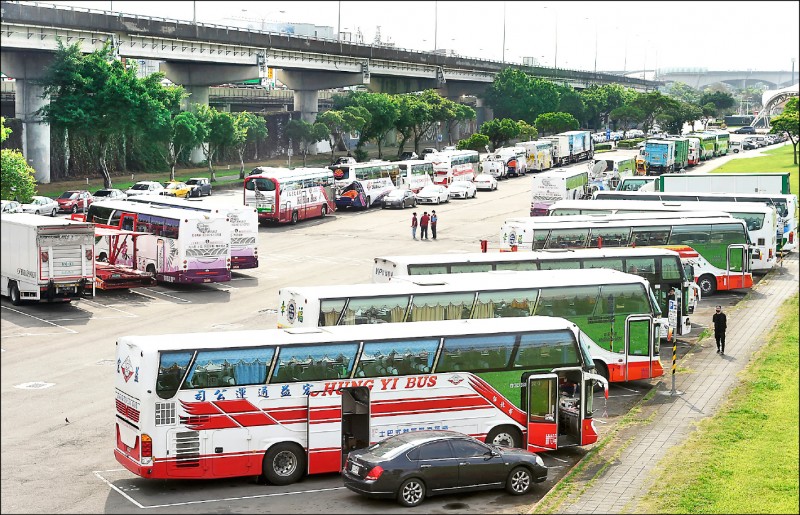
left=726, top=244, right=748, bottom=288
left=307, top=390, right=344, bottom=475
left=340, top=386, right=370, bottom=467
left=156, top=239, right=165, bottom=274
left=525, top=373, right=559, bottom=452
left=625, top=315, right=655, bottom=381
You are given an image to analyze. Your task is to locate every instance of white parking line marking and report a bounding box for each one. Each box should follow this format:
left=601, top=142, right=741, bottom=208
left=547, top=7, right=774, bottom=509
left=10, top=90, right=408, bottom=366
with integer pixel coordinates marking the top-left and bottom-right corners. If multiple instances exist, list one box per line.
left=612, top=384, right=639, bottom=393
left=0, top=305, right=77, bottom=336
left=138, top=288, right=191, bottom=303
left=547, top=455, right=569, bottom=463
left=94, top=469, right=346, bottom=509
left=80, top=298, right=138, bottom=317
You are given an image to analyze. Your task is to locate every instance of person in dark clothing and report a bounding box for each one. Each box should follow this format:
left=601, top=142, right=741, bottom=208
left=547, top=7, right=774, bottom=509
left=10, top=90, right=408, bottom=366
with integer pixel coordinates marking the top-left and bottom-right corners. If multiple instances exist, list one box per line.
left=430, top=210, right=438, bottom=240
left=420, top=212, right=430, bottom=240
left=712, top=305, right=727, bottom=354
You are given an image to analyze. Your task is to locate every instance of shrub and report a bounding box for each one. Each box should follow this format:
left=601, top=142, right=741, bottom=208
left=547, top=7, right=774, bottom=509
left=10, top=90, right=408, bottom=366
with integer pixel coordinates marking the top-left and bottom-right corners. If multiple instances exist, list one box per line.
left=595, top=143, right=612, bottom=151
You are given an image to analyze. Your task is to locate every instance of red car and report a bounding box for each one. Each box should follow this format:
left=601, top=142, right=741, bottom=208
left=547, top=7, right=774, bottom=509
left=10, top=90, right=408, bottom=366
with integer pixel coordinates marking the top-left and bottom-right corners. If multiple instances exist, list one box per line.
left=57, top=190, right=93, bottom=213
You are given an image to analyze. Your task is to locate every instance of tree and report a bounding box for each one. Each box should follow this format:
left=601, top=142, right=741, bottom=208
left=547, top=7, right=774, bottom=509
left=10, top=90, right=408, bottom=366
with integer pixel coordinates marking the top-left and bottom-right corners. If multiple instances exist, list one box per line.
left=770, top=97, right=799, bottom=165
left=1, top=117, right=37, bottom=202
left=443, top=102, right=476, bottom=146
left=285, top=120, right=330, bottom=166
left=479, top=118, right=520, bottom=149
left=699, top=91, right=736, bottom=119
left=163, top=111, right=204, bottom=180
left=483, top=69, right=560, bottom=124
left=580, top=84, right=632, bottom=130
left=664, top=81, right=702, bottom=105
left=516, top=120, right=538, bottom=141
left=609, top=105, right=645, bottom=137
left=659, top=101, right=703, bottom=136
left=195, top=105, right=235, bottom=181
left=456, top=133, right=490, bottom=152
left=392, top=94, right=426, bottom=157
left=317, top=107, right=369, bottom=161
left=557, top=87, right=586, bottom=126
left=351, top=92, right=399, bottom=159
left=231, top=112, right=267, bottom=178
left=629, top=91, right=679, bottom=134
left=534, top=112, right=579, bottom=136
left=37, top=40, right=175, bottom=188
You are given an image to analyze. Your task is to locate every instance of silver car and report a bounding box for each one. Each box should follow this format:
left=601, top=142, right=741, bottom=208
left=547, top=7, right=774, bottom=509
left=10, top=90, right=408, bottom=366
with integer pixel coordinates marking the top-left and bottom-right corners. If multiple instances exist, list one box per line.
left=21, top=195, right=59, bottom=216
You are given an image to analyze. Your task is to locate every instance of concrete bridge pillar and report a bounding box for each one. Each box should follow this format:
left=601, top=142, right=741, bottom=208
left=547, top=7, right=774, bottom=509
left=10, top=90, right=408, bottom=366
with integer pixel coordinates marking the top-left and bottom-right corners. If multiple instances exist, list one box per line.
left=183, top=85, right=210, bottom=163
left=2, top=51, right=54, bottom=183
left=474, top=97, right=493, bottom=131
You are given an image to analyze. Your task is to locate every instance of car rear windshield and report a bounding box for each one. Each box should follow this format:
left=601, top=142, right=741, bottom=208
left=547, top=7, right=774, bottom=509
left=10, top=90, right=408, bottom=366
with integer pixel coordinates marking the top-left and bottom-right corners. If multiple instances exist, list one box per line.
left=131, top=184, right=151, bottom=190
left=59, top=192, right=78, bottom=199
left=366, top=435, right=421, bottom=459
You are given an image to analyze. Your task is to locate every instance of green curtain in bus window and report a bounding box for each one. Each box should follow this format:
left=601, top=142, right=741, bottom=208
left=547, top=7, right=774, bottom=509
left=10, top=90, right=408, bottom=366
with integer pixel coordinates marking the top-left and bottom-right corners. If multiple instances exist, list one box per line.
left=408, top=264, right=448, bottom=276
left=342, top=296, right=409, bottom=325
left=495, top=261, right=539, bottom=272
left=626, top=318, right=651, bottom=356
left=437, top=335, right=515, bottom=372
left=451, top=263, right=493, bottom=273
left=632, top=227, right=670, bottom=246
left=354, top=338, right=439, bottom=377
left=157, top=351, right=193, bottom=399
left=539, top=260, right=580, bottom=270
left=514, top=330, right=580, bottom=370
left=410, top=293, right=473, bottom=322
left=532, top=230, right=549, bottom=250
left=588, top=228, right=631, bottom=248
left=319, top=299, right=347, bottom=326
left=583, top=258, right=624, bottom=272
left=272, top=343, right=358, bottom=383
left=474, top=289, right=538, bottom=318
left=548, top=228, right=589, bottom=249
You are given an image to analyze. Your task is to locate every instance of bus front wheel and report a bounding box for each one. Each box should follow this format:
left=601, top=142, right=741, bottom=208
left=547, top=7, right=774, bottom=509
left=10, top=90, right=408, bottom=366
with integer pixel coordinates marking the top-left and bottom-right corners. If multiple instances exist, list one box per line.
left=698, top=274, right=717, bottom=296
left=486, top=425, right=522, bottom=448
left=263, top=442, right=305, bottom=486
left=291, top=211, right=299, bottom=225
left=320, top=205, right=327, bottom=218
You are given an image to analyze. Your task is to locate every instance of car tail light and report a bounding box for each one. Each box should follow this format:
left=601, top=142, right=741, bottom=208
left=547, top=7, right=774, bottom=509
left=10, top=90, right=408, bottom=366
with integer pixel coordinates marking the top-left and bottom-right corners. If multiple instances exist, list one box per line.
left=141, top=433, right=152, bottom=458
left=365, top=466, right=383, bottom=481
left=790, top=232, right=794, bottom=244
left=41, top=251, right=49, bottom=263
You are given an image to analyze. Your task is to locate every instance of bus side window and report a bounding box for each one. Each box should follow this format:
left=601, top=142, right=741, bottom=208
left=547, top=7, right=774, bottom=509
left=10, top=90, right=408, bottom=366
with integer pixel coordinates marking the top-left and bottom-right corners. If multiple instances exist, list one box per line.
left=354, top=339, right=438, bottom=378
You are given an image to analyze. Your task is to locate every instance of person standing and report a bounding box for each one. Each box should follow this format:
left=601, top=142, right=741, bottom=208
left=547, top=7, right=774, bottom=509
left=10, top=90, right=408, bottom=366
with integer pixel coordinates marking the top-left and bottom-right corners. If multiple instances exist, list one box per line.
left=411, top=212, right=418, bottom=240
left=420, top=211, right=430, bottom=240
left=430, top=210, right=438, bottom=240
left=712, top=305, right=727, bottom=354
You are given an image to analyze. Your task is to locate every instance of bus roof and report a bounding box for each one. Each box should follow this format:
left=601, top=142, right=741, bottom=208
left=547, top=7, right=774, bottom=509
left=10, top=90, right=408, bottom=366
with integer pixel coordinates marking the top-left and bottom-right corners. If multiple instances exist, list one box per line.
left=503, top=215, right=742, bottom=230
left=1, top=212, right=94, bottom=229
left=506, top=211, right=732, bottom=225
left=249, top=167, right=332, bottom=180
left=596, top=190, right=797, bottom=201
left=534, top=168, right=588, bottom=179
left=125, top=196, right=255, bottom=215
left=549, top=199, right=776, bottom=215
left=118, top=316, right=582, bottom=353
left=280, top=269, right=648, bottom=298
left=375, top=247, right=683, bottom=267
left=90, top=199, right=218, bottom=220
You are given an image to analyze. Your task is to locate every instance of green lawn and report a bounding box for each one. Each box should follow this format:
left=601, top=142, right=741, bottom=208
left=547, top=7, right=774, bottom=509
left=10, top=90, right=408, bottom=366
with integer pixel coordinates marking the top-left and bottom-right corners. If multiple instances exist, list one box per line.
left=711, top=144, right=800, bottom=196
left=638, top=294, right=799, bottom=513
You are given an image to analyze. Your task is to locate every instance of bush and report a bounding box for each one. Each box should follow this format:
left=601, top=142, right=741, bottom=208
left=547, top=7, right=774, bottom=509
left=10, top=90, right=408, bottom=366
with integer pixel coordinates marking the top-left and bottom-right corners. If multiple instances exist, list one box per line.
left=595, top=143, right=612, bottom=151
left=618, top=138, right=645, bottom=149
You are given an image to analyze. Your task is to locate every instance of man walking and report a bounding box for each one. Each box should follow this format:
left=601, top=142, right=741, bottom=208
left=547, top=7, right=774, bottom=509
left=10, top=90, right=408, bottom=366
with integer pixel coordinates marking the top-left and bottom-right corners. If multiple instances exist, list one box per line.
left=712, top=305, right=727, bottom=354
left=411, top=212, right=418, bottom=240
left=431, top=210, right=438, bottom=240
left=420, top=211, right=430, bottom=240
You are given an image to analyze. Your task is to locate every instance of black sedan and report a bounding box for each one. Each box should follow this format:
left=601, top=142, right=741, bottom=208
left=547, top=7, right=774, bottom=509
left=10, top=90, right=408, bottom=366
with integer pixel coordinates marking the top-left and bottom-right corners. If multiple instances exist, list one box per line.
left=342, top=430, right=547, bottom=507
left=382, top=189, right=417, bottom=209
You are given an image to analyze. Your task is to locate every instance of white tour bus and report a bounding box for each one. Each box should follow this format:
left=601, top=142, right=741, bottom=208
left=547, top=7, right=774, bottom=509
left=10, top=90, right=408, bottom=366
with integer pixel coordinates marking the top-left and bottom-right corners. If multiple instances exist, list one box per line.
left=114, top=317, right=608, bottom=484
left=394, top=159, right=434, bottom=193
left=329, top=160, right=399, bottom=209
left=547, top=199, right=777, bottom=272
left=277, top=268, right=665, bottom=384
left=84, top=200, right=231, bottom=284
left=594, top=190, right=797, bottom=253
left=245, top=167, right=337, bottom=224
left=372, top=247, right=699, bottom=335
left=530, top=168, right=589, bottom=216
left=124, top=196, right=259, bottom=270
left=424, top=149, right=480, bottom=186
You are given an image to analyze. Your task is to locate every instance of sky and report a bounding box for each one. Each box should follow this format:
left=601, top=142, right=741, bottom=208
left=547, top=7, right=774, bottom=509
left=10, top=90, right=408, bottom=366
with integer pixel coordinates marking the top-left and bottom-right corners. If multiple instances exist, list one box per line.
left=46, top=1, right=800, bottom=75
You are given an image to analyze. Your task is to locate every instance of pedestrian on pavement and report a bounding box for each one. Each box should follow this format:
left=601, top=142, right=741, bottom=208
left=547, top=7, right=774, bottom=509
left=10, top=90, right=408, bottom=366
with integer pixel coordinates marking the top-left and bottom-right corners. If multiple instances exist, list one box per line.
left=411, top=212, right=418, bottom=240
left=712, top=305, right=727, bottom=354
left=431, top=210, right=438, bottom=240
left=420, top=211, right=430, bottom=240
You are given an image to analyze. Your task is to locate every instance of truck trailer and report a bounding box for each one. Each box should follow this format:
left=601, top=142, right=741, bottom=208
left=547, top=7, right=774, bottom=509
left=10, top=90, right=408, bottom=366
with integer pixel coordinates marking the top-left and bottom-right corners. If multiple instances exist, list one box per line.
left=1, top=213, right=95, bottom=305
left=544, top=130, right=594, bottom=167
left=642, top=139, right=677, bottom=175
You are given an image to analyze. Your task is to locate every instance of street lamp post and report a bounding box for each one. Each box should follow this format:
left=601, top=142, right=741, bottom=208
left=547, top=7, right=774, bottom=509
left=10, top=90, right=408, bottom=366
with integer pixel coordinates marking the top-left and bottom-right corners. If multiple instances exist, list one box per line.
left=502, top=1, right=506, bottom=63
left=337, top=1, right=341, bottom=40
left=434, top=1, right=438, bottom=52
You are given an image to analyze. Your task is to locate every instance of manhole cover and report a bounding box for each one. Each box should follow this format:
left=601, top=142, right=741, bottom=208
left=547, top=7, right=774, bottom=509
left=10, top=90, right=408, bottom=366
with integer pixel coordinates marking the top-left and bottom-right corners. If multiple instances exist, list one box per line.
left=211, top=323, right=243, bottom=330
left=14, top=382, right=55, bottom=390
left=95, top=359, right=116, bottom=366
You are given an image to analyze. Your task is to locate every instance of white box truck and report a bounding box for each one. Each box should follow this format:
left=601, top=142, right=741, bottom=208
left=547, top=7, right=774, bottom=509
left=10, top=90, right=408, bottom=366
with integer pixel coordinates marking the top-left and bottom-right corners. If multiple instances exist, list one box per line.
left=1, top=213, right=95, bottom=305
left=543, top=130, right=594, bottom=166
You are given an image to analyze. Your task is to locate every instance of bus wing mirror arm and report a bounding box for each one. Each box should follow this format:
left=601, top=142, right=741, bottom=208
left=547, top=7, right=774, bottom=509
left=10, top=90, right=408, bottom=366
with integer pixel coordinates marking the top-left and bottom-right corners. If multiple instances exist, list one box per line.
left=585, top=372, right=609, bottom=398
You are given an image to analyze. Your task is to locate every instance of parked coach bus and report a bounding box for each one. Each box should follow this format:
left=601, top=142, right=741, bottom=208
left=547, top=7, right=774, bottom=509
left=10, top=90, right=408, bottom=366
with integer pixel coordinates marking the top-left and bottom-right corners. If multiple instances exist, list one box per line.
left=245, top=167, right=336, bottom=224
left=372, top=247, right=699, bottom=336
left=424, top=149, right=480, bottom=186
left=83, top=200, right=231, bottom=284
left=114, top=317, right=608, bottom=483
left=125, top=196, right=259, bottom=270
left=328, top=160, right=399, bottom=209
left=277, top=269, right=663, bottom=384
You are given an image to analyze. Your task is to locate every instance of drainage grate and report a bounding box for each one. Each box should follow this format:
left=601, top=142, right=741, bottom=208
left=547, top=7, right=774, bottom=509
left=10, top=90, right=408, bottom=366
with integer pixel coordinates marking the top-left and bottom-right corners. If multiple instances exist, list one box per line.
left=15, top=382, right=55, bottom=390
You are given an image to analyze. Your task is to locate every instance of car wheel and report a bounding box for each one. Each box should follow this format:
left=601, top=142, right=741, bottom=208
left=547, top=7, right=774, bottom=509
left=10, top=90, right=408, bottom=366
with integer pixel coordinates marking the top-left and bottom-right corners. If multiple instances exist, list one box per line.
left=70, top=205, right=77, bottom=214
left=51, top=208, right=57, bottom=217
left=397, top=478, right=426, bottom=507
left=146, top=264, right=157, bottom=278
left=506, top=466, right=533, bottom=495
left=291, top=211, right=299, bottom=225
left=10, top=282, right=22, bottom=306
left=263, top=442, right=305, bottom=486
left=698, top=274, right=717, bottom=296
left=486, top=426, right=522, bottom=448
left=320, top=205, right=327, bottom=218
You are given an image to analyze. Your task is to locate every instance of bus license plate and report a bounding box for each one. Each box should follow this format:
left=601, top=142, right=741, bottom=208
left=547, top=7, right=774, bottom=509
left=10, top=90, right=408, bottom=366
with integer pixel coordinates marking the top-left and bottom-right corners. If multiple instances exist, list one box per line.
left=203, top=278, right=211, bottom=283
